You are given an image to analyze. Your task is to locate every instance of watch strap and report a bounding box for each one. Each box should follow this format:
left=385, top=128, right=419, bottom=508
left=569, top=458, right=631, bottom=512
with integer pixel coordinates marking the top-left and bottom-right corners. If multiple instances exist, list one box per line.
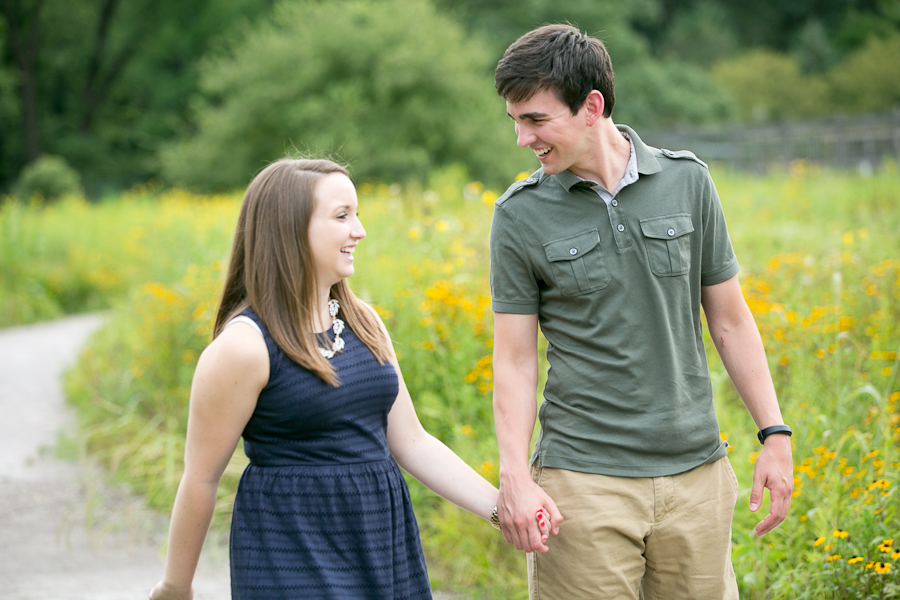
left=757, top=424, right=792, bottom=444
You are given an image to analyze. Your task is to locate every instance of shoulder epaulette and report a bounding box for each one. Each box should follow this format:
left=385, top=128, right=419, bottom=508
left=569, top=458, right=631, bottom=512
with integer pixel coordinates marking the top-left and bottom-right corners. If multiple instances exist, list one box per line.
left=659, top=148, right=708, bottom=169
left=496, top=170, right=543, bottom=205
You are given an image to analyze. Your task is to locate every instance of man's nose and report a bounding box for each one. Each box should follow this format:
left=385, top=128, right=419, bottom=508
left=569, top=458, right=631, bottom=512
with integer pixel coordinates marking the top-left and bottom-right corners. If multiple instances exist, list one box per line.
left=515, top=123, right=535, bottom=148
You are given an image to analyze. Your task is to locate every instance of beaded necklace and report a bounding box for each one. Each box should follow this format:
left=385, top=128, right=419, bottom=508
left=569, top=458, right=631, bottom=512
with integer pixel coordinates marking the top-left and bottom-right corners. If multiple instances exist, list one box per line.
left=318, top=298, right=345, bottom=359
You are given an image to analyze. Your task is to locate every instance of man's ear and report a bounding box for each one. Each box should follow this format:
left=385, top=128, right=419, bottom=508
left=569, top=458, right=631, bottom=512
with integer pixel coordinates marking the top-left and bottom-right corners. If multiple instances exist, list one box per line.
left=583, top=90, right=605, bottom=127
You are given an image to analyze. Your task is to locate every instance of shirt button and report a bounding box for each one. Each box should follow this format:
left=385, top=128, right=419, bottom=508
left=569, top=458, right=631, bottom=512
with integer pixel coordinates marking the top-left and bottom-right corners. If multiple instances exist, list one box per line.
left=611, top=199, right=618, bottom=207
left=668, top=228, right=676, bottom=236
left=569, top=248, right=578, bottom=255
left=617, top=224, right=625, bottom=232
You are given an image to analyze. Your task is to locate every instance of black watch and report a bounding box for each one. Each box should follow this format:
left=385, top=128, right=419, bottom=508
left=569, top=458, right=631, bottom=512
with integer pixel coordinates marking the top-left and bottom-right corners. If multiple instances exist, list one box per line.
left=757, top=424, right=792, bottom=444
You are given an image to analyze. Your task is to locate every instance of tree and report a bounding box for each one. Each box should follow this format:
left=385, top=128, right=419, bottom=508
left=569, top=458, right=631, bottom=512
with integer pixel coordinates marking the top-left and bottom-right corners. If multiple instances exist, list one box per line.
left=1, top=0, right=44, bottom=164
left=161, top=0, right=525, bottom=190
left=710, top=50, right=830, bottom=122
left=828, top=33, right=900, bottom=113
left=0, top=0, right=273, bottom=194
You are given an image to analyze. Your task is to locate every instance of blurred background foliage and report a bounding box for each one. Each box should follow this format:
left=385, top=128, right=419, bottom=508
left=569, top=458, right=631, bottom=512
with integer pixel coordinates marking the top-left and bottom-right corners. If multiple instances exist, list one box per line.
left=2, top=0, right=900, bottom=195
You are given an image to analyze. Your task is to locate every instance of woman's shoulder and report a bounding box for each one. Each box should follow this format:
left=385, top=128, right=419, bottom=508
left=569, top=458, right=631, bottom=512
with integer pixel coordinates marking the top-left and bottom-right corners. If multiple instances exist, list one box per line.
left=200, top=318, right=270, bottom=385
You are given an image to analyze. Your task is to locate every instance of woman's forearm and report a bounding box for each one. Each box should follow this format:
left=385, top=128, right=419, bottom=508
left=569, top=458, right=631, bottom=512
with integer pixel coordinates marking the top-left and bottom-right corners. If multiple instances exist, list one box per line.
left=394, top=433, right=498, bottom=521
left=160, top=475, right=220, bottom=592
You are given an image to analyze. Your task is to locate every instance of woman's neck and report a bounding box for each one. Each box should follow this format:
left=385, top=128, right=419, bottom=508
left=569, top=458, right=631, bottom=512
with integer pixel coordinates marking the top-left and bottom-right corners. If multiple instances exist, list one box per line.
left=313, top=290, right=333, bottom=333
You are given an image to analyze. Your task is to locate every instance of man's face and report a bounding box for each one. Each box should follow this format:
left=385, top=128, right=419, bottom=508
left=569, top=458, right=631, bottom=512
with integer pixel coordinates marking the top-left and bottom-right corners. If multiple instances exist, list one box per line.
left=506, top=89, right=589, bottom=176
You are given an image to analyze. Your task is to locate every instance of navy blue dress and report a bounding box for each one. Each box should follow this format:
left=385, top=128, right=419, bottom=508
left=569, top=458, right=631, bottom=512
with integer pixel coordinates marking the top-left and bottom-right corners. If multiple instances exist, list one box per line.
left=229, top=309, right=432, bottom=599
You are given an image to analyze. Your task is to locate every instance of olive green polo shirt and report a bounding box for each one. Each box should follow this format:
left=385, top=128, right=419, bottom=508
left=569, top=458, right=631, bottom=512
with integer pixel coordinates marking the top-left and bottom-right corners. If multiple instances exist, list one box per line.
left=490, top=124, right=739, bottom=477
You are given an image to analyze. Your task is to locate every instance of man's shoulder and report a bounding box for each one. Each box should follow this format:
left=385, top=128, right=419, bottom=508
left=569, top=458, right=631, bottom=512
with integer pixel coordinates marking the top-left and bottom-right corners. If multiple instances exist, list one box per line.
left=496, top=169, right=549, bottom=207
left=653, top=147, right=709, bottom=171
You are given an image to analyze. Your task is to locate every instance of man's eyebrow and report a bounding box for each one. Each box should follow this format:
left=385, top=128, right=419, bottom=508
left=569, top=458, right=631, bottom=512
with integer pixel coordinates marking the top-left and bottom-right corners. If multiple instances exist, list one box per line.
left=507, top=111, right=550, bottom=121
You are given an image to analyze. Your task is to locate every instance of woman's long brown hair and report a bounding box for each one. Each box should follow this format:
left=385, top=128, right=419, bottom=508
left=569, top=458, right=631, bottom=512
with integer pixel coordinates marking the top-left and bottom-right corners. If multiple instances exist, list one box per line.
left=213, top=158, right=392, bottom=385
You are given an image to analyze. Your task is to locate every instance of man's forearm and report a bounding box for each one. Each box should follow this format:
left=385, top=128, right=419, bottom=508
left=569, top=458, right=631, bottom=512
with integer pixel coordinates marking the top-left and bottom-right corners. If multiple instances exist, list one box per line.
left=712, top=316, right=784, bottom=428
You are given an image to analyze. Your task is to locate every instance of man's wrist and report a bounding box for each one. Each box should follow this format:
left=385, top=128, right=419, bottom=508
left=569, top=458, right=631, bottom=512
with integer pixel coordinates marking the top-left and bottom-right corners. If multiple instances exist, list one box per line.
left=757, top=424, right=792, bottom=445
left=498, top=462, right=533, bottom=484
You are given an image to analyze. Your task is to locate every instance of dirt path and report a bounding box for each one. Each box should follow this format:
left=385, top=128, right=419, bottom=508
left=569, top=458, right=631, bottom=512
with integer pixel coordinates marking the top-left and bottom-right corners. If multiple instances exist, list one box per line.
left=0, top=314, right=230, bottom=600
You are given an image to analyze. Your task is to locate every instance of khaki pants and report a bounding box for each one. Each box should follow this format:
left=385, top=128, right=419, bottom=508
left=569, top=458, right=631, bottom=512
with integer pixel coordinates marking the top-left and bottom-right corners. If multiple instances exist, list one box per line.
left=527, top=458, right=740, bottom=600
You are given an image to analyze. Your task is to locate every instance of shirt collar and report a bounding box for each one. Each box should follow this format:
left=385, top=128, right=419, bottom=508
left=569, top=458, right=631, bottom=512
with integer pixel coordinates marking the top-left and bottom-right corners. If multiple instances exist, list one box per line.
left=552, top=124, right=661, bottom=192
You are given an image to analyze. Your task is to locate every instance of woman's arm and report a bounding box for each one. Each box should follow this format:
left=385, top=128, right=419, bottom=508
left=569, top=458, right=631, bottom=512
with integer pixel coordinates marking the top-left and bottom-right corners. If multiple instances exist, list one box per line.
left=360, top=304, right=496, bottom=521
left=149, top=323, right=268, bottom=600
left=386, top=374, right=499, bottom=521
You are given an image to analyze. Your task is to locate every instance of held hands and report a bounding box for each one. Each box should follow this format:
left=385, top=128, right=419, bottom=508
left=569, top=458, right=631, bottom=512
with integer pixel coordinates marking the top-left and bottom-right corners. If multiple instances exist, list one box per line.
left=498, top=477, right=563, bottom=554
left=749, top=433, right=794, bottom=536
left=149, top=581, right=193, bottom=600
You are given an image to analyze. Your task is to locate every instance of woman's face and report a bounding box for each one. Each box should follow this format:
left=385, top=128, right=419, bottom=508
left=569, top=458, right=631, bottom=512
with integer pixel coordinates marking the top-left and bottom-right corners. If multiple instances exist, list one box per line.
left=307, top=173, right=366, bottom=291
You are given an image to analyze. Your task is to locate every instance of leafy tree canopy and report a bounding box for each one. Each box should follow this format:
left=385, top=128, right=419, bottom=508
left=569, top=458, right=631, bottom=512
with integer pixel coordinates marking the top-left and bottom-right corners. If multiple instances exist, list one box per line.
left=161, top=0, right=526, bottom=190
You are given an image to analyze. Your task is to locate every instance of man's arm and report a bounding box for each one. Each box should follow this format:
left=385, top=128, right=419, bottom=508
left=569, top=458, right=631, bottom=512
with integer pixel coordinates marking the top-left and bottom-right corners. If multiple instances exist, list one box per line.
left=493, top=312, right=563, bottom=553
left=701, top=275, right=793, bottom=536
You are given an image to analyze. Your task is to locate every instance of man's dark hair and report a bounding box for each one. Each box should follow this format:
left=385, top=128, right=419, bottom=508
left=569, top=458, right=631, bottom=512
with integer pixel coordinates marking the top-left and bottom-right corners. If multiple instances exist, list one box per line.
left=495, top=24, right=615, bottom=118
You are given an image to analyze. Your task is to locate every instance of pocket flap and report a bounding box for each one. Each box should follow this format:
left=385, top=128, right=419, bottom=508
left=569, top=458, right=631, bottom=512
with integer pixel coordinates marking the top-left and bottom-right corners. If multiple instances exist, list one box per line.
left=639, top=214, right=694, bottom=240
left=544, top=229, right=600, bottom=262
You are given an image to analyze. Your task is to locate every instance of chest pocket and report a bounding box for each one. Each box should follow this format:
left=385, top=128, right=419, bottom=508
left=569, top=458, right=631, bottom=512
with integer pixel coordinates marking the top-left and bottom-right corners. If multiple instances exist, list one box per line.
left=544, top=229, right=611, bottom=296
left=639, top=214, right=694, bottom=277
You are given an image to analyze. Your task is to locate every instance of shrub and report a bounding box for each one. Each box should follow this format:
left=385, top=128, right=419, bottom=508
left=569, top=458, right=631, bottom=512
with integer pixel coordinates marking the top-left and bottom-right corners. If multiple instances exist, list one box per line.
left=12, top=155, right=83, bottom=201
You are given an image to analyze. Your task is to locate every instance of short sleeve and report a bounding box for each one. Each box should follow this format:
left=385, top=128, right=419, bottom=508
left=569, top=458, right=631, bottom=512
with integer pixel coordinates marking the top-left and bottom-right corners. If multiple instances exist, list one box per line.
left=490, top=203, right=540, bottom=314
left=699, top=172, right=740, bottom=286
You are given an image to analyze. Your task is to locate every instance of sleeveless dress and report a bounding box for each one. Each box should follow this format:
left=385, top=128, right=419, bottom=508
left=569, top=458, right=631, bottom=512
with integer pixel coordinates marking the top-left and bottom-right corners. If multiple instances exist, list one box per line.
left=228, top=309, right=432, bottom=600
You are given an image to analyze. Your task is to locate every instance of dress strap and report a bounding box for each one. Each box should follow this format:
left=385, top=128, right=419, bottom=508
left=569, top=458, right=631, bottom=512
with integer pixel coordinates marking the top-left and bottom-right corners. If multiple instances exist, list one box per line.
left=225, top=315, right=263, bottom=336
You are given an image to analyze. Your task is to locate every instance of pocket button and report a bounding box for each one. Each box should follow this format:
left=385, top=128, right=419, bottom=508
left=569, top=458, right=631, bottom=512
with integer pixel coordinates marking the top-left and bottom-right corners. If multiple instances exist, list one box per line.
left=569, top=248, right=577, bottom=255
left=668, top=228, right=676, bottom=236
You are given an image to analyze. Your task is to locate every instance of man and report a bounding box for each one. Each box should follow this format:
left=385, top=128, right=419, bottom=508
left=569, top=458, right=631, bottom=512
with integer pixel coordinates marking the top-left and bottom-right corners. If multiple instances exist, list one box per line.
left=489, top=24, right=793, bottom=599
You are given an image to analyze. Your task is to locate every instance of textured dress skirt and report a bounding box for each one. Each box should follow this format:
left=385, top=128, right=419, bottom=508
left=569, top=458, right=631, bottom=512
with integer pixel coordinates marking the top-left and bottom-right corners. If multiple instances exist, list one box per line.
left=228, top=309, right=432, bottom=600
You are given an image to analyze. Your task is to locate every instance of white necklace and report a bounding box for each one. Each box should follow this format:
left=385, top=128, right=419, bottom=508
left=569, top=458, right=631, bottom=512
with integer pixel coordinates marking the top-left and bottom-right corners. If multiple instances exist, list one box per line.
left=318, top=298, right=345, bottom=359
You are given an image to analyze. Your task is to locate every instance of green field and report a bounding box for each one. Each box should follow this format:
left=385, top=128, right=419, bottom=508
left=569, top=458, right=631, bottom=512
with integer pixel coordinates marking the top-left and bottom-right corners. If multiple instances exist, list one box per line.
left=2, top=162, right=899, bottom=598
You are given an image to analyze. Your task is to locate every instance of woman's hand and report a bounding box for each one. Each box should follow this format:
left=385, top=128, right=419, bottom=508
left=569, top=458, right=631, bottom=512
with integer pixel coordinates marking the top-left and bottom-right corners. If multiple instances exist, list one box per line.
left=149, top=580, right=192, bottom=600
left=536, top=508, right=553, bottom=543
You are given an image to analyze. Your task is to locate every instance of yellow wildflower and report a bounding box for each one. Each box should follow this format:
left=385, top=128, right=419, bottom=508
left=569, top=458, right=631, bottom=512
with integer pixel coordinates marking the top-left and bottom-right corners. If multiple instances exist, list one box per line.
left=833, top=529, right=849, bottom=539
left=868, top=480, right=890, bottom=491
left=814, top=537, right=826, bottom=547
left=826, top=554, right=841, bottom=562
left=874, top=562, right=891, bottom=574
left=848, top=557, right=864, bottom=564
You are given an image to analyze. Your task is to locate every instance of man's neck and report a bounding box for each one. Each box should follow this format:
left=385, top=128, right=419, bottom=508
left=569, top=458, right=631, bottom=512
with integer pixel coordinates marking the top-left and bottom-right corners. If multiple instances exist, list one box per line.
left=568, top=120, right=631, bottom=193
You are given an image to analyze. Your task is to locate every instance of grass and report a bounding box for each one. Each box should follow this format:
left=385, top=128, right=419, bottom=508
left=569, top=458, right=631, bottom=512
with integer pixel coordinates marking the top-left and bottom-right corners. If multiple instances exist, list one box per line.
left=3, top=160, right=899, bottom=598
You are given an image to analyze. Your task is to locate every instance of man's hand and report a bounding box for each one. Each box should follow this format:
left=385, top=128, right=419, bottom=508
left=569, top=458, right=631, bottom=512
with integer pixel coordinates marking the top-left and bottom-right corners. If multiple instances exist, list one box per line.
left=749, top=433, right=793, bottom=536
left=498, top=472, right=564, bottom=553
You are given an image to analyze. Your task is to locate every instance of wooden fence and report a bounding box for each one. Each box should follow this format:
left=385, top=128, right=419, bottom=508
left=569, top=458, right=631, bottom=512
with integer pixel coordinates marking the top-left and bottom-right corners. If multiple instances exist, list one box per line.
left=641, top=108, right=900, bottom=174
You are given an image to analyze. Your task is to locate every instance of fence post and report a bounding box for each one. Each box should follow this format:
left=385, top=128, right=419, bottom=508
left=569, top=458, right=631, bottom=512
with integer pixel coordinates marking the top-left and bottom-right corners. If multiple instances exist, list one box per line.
left=835, top=115, right=848, bottom=170
left=893, top=106, right=900, bottom=166
left=780, top=120, right=793, bottom=170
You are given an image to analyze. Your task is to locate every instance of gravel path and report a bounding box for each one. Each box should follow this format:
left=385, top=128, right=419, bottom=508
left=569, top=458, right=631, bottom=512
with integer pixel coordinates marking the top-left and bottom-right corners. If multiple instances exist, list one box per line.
left=0, top=314, right=230, bottom=600
left=0, top=314, right=466, bottom=600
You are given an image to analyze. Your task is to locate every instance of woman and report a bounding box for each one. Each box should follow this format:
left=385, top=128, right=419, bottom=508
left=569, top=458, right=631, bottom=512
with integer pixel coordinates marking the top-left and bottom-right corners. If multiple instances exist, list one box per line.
left=149, top=159, right=551, bottom=600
